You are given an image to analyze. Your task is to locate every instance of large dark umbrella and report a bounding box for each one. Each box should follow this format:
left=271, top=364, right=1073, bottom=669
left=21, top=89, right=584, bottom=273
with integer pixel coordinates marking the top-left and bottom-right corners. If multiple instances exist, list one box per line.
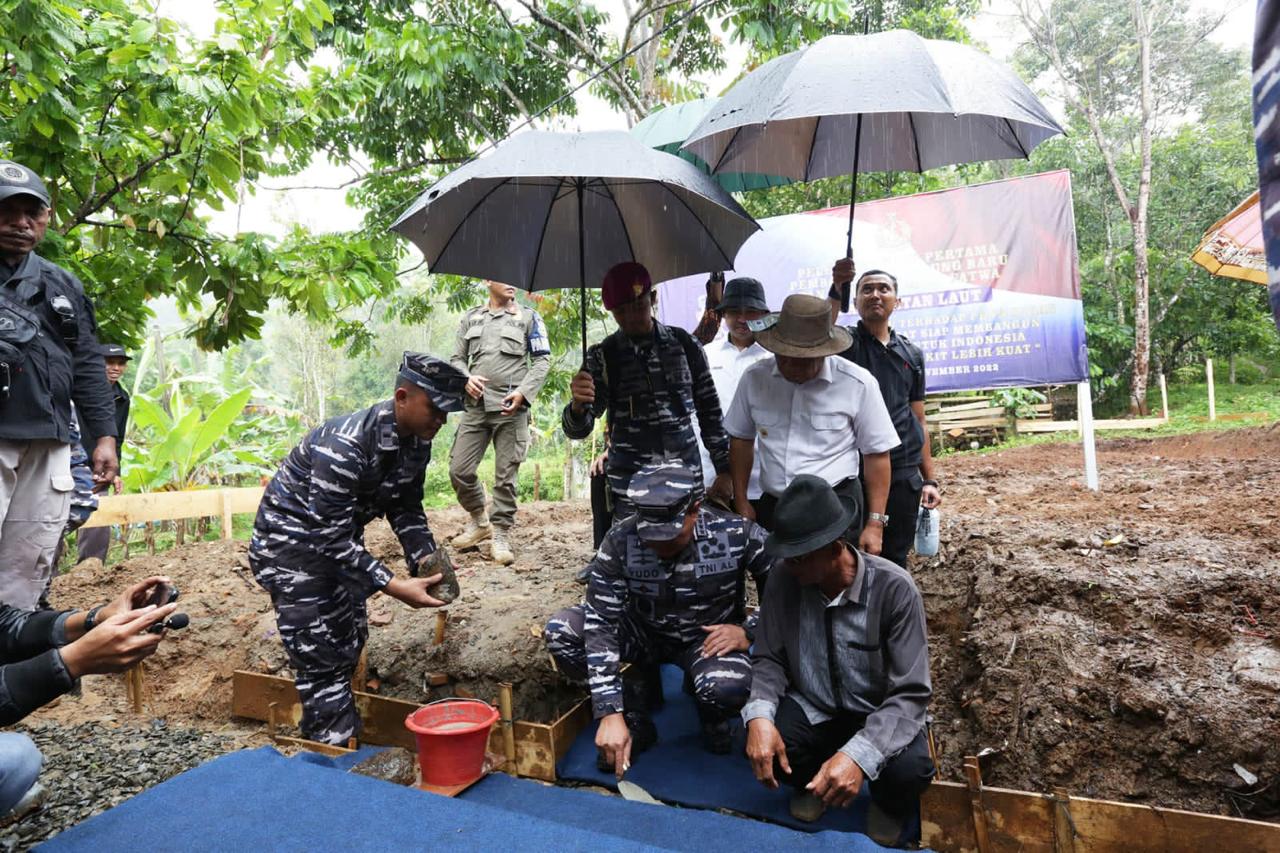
left=391, top=130, right=760, bottom=360
left=680, top=30, right=1063, bottom=306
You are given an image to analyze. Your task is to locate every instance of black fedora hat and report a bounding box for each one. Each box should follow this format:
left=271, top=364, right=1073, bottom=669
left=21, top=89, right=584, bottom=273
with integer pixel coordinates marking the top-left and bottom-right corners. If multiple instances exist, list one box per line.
left=715, top=276, right=769, bottom=313
left=764, top=474, right=857, bottom=558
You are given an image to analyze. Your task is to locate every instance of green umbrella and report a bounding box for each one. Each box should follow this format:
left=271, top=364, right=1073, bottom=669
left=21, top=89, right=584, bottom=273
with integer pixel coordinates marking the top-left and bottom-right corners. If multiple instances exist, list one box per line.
left=631, top=98, right=792, bottom=194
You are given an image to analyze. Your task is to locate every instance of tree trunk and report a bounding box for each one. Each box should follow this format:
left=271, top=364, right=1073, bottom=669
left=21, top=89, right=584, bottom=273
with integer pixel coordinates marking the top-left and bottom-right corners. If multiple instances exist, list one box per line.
left=1127, top=0, right=1154, bottom=416
left=1229, top=353, right=1237, bottom=384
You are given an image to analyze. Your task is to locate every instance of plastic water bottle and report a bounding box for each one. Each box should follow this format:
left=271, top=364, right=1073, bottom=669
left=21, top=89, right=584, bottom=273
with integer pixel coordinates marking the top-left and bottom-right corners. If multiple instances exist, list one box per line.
left=915, top=506, right=940, bottom=557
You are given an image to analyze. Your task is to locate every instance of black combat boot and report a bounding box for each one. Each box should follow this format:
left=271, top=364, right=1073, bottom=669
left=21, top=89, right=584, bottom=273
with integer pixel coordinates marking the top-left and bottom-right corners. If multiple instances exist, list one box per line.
left=595, top=674, right=659, bottom=772
left=621, top=670, right=659, bottom=752
left=696, top=702, right=733, bottom=755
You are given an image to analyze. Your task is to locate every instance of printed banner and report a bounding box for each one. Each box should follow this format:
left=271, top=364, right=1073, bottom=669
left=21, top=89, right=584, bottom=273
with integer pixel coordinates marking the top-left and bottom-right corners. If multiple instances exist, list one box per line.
left=657, top=170, right=1090, bottom=393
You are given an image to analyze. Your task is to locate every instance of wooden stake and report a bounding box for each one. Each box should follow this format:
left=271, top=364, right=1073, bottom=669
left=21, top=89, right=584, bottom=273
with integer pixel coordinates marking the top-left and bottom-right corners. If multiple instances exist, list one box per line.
left=125, top=663, right=145, bottom=714
left=1206, top=358, right=1216, bottom=421
left=498, top=682, right=516, bottom=766
left=1158, top=373, right=1169, bottom=421
left=533, top=463, right=541, bottom=502
left=963, top=756, right=993, bottom=853
left=353, top=647, right=368, bottom=693
left=1052, top=786, right=1078, bottom=853
left=434, top=611, right=447, bottom=646
left=220, top=489, right=234, bottom=539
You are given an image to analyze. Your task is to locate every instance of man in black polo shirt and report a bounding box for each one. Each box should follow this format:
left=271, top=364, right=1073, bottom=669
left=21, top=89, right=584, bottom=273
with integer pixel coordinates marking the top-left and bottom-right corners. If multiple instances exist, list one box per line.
left=829, top=260, right=941, bottom=568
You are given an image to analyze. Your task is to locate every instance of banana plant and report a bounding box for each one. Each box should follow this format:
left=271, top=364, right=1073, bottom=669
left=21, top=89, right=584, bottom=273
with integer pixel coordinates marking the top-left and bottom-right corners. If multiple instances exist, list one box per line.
left=124, top=385, right=255, bottom=492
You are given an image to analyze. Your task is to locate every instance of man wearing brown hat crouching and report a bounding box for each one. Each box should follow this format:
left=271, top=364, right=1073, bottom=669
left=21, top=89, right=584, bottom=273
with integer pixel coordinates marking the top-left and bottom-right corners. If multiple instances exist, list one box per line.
left=743, top=474, right=934, bottom=844
left=723, top=293, right=899, bottom=556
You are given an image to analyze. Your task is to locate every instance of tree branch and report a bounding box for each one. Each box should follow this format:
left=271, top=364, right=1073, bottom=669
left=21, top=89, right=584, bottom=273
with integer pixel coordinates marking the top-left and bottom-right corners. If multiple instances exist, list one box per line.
left=514, top=0, right=648, bottom=120
left=257, top=156, right=469, bottom=192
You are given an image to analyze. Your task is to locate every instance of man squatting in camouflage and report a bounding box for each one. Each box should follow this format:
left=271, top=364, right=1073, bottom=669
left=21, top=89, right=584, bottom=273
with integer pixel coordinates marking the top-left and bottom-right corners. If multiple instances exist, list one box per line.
left=563, top=262, right=733, bottom=570
left=448, top=279, right=551, bottom=565
left=249, top=353, right=468, bottom=745
left=544, top=462, right=770, bottom=777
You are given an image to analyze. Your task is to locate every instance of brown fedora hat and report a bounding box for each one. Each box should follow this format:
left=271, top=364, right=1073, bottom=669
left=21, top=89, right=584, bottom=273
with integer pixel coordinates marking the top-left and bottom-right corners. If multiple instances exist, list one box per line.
left=751, top=293, right=852, bottom=358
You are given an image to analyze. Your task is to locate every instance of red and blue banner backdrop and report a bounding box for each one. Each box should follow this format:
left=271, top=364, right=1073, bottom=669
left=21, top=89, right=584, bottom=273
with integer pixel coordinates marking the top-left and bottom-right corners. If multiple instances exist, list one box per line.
left=657, top=170, right=1090, bottom=393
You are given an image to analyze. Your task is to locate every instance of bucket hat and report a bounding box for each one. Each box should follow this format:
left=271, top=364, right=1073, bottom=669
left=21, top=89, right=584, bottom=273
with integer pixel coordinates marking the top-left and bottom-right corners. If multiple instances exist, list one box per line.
left=750, top=294, right=851, bottom=358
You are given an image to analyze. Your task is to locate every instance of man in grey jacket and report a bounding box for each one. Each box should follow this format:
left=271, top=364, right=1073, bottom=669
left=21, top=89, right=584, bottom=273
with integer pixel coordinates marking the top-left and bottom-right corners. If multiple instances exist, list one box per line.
left=0, top=575, right=177, bottom=823
left=743, top=474, right=934, bottom=845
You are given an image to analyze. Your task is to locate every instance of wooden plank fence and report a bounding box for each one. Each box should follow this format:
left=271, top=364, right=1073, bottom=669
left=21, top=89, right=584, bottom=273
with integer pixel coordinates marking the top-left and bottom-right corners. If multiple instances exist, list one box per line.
left=81, top=487, right=265, bottom=536
left=924, top=388, right=1169, bottom=448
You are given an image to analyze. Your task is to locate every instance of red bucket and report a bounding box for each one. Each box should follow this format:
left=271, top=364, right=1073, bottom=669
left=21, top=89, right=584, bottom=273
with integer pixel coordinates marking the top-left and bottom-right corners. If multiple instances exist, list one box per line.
left=405, top=698, right=500, bottom=786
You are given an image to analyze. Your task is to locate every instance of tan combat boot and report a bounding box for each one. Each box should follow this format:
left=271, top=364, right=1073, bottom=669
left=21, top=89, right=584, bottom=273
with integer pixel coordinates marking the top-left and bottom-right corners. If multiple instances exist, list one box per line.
left=490, top=527, right=515, bottom=565
left=452, top=509, right=492, bottom=550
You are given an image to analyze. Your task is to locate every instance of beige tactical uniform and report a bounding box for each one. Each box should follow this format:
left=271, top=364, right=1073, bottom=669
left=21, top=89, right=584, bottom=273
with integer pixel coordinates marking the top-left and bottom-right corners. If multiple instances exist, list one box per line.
left=448, top=303, right=551, bottom=542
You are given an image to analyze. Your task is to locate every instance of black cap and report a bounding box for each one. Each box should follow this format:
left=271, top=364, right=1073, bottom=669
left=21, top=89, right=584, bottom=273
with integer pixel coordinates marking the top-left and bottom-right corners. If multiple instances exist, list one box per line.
left=100, top=343, right=132, bottom=360
left=763, top=474, right=857, bottom=558
left=715, top=277, right=769, bottom=313
left=0, top=161, right=51, bottom=206
left=399, top=351, right=467, bottom=413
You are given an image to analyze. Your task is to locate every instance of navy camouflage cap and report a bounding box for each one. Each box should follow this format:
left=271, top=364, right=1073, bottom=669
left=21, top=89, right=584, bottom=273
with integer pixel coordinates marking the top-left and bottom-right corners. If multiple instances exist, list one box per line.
left=399, top=351, right=468, bottom=413
left=628, top=462, right=700, bottom=541
left=0, top=160, right=51, bottom=206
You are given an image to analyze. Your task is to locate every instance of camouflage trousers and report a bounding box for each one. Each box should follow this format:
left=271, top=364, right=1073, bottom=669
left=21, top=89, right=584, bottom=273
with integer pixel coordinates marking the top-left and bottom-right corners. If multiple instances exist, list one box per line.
left=249, top=549, right=369, bottom=745
left=544, top=604, right=752, bottom=718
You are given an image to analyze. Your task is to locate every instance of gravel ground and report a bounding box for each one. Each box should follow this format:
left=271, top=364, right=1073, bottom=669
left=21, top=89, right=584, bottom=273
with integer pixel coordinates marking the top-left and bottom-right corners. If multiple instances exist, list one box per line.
left=0, top=721, right=237, bottom=850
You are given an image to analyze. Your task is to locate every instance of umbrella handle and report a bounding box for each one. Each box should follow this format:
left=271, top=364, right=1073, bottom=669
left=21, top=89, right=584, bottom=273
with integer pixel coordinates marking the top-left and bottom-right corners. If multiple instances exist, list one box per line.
left=842, top=112, right=863, bottom=314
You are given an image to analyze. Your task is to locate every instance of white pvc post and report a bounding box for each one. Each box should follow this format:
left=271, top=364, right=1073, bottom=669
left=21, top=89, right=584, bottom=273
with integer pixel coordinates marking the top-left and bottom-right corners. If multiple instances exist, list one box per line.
left=1206, top=359, right=1216, bottom=421
left=1158, top=373, right=1169, bottom=421
left=1077, top=381, right=1100, bottom=491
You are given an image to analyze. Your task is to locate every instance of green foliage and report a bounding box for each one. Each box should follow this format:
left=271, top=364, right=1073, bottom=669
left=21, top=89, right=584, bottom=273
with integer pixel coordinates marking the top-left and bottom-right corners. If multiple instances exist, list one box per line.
left=0, top=0, right=400, bottom=351
left=993, top=387, right=1047, bottom=420
left=124, top=378, right=301, bottom=492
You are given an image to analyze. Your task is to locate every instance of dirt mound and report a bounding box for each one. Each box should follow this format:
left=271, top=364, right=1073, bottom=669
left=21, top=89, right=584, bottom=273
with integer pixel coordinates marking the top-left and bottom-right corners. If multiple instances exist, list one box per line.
left=31, top=426, right=1280, bottom=820
left=39, top=501, right=594, bottom=727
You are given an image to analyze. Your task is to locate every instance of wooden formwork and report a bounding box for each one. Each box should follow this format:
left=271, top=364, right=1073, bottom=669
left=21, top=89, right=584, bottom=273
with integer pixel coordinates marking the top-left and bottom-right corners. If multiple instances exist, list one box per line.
left=920, top=759, right=1280, bottom=853
left=231, top=670, right=590, bottom=782
left=233, top=672, right=1280, bottom=850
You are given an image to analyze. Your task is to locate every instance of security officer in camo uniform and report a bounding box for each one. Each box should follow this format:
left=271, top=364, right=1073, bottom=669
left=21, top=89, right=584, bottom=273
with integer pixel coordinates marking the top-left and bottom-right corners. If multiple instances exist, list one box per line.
left=448, top=280, right=551, bottom=566
left=563, top=262, right=732, bottom=576
left=249, top=352, right=467, bottom=746
left=543, top=462, right=771, bottom=777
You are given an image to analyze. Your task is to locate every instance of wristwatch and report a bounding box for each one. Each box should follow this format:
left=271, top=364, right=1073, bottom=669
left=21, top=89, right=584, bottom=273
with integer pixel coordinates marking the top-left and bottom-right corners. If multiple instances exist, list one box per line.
left=84, top=605, right=104, bottom=631
left=866, top=512, right=890, bottom=526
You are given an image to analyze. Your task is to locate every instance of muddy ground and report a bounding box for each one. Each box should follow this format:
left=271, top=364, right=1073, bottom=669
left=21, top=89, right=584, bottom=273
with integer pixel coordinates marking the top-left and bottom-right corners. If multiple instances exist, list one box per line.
left=28, top=424, right=1280, bottom=821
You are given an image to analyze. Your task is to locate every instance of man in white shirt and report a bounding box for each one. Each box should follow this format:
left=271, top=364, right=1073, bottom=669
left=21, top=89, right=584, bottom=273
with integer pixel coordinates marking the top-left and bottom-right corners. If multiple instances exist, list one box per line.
left=724, top=294, right=900, bottom=557
left=698, top=277, right=773, bottom=511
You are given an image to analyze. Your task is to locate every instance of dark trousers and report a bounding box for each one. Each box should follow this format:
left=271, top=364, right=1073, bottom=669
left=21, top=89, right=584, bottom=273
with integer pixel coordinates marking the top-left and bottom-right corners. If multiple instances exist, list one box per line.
left=877, top=475, right=924, bottom=569
left=590, top=471, right=612, bottom=549
left=756, top=477, right=863, bottom=539
left=77, top=526, right=111, bottom=563
left=774, top=694, right=934, bottom=819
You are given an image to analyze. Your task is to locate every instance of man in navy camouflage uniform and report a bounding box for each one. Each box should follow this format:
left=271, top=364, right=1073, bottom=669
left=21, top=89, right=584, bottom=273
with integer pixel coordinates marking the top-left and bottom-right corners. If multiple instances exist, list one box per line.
left=250, top=352, right=467, bottom=745
left=563, top=262, right=732, bottom=548
left=544, top=462, right=771, bottom=777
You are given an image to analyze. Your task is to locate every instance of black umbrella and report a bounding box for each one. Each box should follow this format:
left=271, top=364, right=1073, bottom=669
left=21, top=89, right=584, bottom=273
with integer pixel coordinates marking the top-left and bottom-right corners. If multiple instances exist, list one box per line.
left=681, top=30, right=1064, bottom=307
left=391, top=130, right=760, bottom=360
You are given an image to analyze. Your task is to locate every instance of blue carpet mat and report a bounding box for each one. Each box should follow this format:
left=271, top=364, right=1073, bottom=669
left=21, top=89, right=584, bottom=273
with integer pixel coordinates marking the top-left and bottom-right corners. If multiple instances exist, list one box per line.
left=39, top=746, right=895, bottom=852
left=556, top=665, right=922, bottom=843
